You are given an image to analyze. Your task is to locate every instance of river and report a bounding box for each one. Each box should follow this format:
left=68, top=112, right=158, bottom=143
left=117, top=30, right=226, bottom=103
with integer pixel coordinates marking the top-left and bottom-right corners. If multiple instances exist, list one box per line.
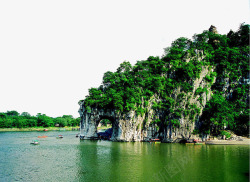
left=0, top=131, right=249, bottom=182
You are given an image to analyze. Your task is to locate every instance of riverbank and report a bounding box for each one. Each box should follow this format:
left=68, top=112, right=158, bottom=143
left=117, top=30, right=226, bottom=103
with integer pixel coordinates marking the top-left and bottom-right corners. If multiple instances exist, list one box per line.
left=0, top=126, right=111, bottom=132
left=205, top=138, right=250, bottom=145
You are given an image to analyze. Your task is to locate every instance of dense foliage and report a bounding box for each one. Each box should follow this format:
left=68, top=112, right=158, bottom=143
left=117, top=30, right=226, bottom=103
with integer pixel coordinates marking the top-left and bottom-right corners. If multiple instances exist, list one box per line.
left=0, top=111, right=80, bottom=128
left=82, top=23, right=249, bottom=136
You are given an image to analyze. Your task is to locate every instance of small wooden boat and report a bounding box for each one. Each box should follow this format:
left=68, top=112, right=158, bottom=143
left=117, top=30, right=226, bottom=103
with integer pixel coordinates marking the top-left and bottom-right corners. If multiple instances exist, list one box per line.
left=149, top=138, right=160, bottom=142
left=185, top=142, right=194, bottom=145
left=38, top=136, right=47, bottom=138
left=56, top=135, right=63, bottom=139
left=30, top=140, right=39, bottom=145
left=44, top=129, right=48, bottom=131
left=194, top=139, right=204, bottom=145
left=194, top=142, right=205, bottom=145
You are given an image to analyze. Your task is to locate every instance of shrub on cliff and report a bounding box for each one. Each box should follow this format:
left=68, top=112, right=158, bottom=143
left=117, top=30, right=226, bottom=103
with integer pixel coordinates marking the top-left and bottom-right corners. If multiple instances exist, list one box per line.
left=82, top=23, right=249, bottom=136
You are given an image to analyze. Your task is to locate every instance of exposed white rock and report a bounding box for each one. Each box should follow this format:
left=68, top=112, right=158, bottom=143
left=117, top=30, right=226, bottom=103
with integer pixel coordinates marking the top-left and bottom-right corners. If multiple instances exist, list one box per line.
left=78, top=64, right=216, bottom=142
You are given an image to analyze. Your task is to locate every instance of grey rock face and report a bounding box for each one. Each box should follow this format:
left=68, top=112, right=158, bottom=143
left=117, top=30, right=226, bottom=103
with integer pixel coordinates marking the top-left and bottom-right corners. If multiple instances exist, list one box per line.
left=209, top=25, right=218, bottom=34
left=78, top=103, right=153, bottom=141
left=78, top=63, right=215, bottom=142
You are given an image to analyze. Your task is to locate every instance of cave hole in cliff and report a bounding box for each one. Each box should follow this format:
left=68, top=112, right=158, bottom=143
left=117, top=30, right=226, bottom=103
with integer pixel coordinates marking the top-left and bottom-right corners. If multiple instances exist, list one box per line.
left=97, top=116, right=115, bottom=139
left=99, top=119, right=112, bottom=128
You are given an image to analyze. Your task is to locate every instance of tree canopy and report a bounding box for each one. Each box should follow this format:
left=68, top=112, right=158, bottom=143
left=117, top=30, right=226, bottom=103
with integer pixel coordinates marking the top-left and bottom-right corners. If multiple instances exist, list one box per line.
left=0, top=111, right=80, bottom=128
left=82, top=23, right=249, bottom=136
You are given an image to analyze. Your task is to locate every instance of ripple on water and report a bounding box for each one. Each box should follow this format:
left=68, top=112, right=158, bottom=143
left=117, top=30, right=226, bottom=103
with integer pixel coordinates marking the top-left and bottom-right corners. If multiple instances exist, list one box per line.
left=0, top=131, right=249, bottom=182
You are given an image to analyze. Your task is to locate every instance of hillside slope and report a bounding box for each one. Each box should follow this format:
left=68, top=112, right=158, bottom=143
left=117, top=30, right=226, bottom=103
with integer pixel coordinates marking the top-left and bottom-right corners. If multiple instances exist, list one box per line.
left=79, top=24, right=249, bottom=142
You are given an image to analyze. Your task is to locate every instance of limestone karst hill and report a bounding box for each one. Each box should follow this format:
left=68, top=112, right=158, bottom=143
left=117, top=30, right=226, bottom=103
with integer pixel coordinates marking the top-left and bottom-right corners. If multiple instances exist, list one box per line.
left=79, top=24, right=249, bottom=142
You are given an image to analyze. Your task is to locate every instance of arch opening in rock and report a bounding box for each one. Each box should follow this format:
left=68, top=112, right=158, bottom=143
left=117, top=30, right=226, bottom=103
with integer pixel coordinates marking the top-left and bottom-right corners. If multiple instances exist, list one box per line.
left=78, top=103, right=119, bottom=140
left=98, top=118, right=112, bottom=128
left=97, top=118, right=113, bottom=140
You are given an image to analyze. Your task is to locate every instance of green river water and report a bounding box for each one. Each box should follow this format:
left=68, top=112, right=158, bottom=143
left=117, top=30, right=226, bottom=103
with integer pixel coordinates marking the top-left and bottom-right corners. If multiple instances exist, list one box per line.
left=0, top=131, right=249, bottom=182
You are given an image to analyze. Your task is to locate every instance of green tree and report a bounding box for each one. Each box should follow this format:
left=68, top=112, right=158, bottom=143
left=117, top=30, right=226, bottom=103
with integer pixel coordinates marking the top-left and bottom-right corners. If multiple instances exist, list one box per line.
left=21, top=112, right=31, bottom=117
left=37, top=114, right=54, bottom=127
left=6, top=110, right=19, bottom=116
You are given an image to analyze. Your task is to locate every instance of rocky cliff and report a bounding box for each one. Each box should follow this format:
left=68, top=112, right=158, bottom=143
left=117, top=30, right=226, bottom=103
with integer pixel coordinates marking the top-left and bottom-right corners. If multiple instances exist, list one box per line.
left=79, top=24, right=249, bottom=142
left=78, top=65, right=214, bottom=142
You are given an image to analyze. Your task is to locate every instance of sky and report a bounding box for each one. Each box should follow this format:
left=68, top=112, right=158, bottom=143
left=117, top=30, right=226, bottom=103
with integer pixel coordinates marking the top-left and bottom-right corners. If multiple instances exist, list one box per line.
left=0, top=0, right=249, bottom=118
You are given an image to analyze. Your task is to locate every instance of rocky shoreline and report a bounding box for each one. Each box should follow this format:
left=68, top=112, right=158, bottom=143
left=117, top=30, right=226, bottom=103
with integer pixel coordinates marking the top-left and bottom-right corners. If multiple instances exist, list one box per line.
left=205, top=138, right=250, bottom=145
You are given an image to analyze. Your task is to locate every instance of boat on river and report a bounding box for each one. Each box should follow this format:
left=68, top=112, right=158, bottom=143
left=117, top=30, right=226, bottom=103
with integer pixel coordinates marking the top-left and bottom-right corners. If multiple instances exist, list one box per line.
left=194, top=139, right=205, bottom=145
left=185, top=139, right=194, bottom=144
left=194, top=142, right=205, bottom=145
left=149, top=138, right=161, bottom=143
left=30, top=140, right=39, bottom=145
left=185, top=142, right=194, bottom=145
left=38, top=136, right=47, bottom=138
left=56, top=135, right=63, bottom=139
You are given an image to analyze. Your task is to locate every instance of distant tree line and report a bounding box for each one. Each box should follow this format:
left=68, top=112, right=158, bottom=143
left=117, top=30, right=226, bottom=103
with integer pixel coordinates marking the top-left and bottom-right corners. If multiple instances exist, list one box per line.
left=0, top=111, right=80, bottom=128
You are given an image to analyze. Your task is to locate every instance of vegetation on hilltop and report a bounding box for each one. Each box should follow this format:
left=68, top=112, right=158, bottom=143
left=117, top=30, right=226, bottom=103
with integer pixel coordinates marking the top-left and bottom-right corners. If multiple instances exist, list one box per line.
left=81, top=23, right=249, bottom=137
left=81, top=24, right=249, bottom=134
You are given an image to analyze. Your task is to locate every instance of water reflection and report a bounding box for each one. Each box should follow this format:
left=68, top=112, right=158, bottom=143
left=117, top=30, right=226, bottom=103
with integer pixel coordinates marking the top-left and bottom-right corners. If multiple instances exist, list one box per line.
left=0, top=132, right=249, bottom=182
left=76, top=142, right=216, bottom=182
